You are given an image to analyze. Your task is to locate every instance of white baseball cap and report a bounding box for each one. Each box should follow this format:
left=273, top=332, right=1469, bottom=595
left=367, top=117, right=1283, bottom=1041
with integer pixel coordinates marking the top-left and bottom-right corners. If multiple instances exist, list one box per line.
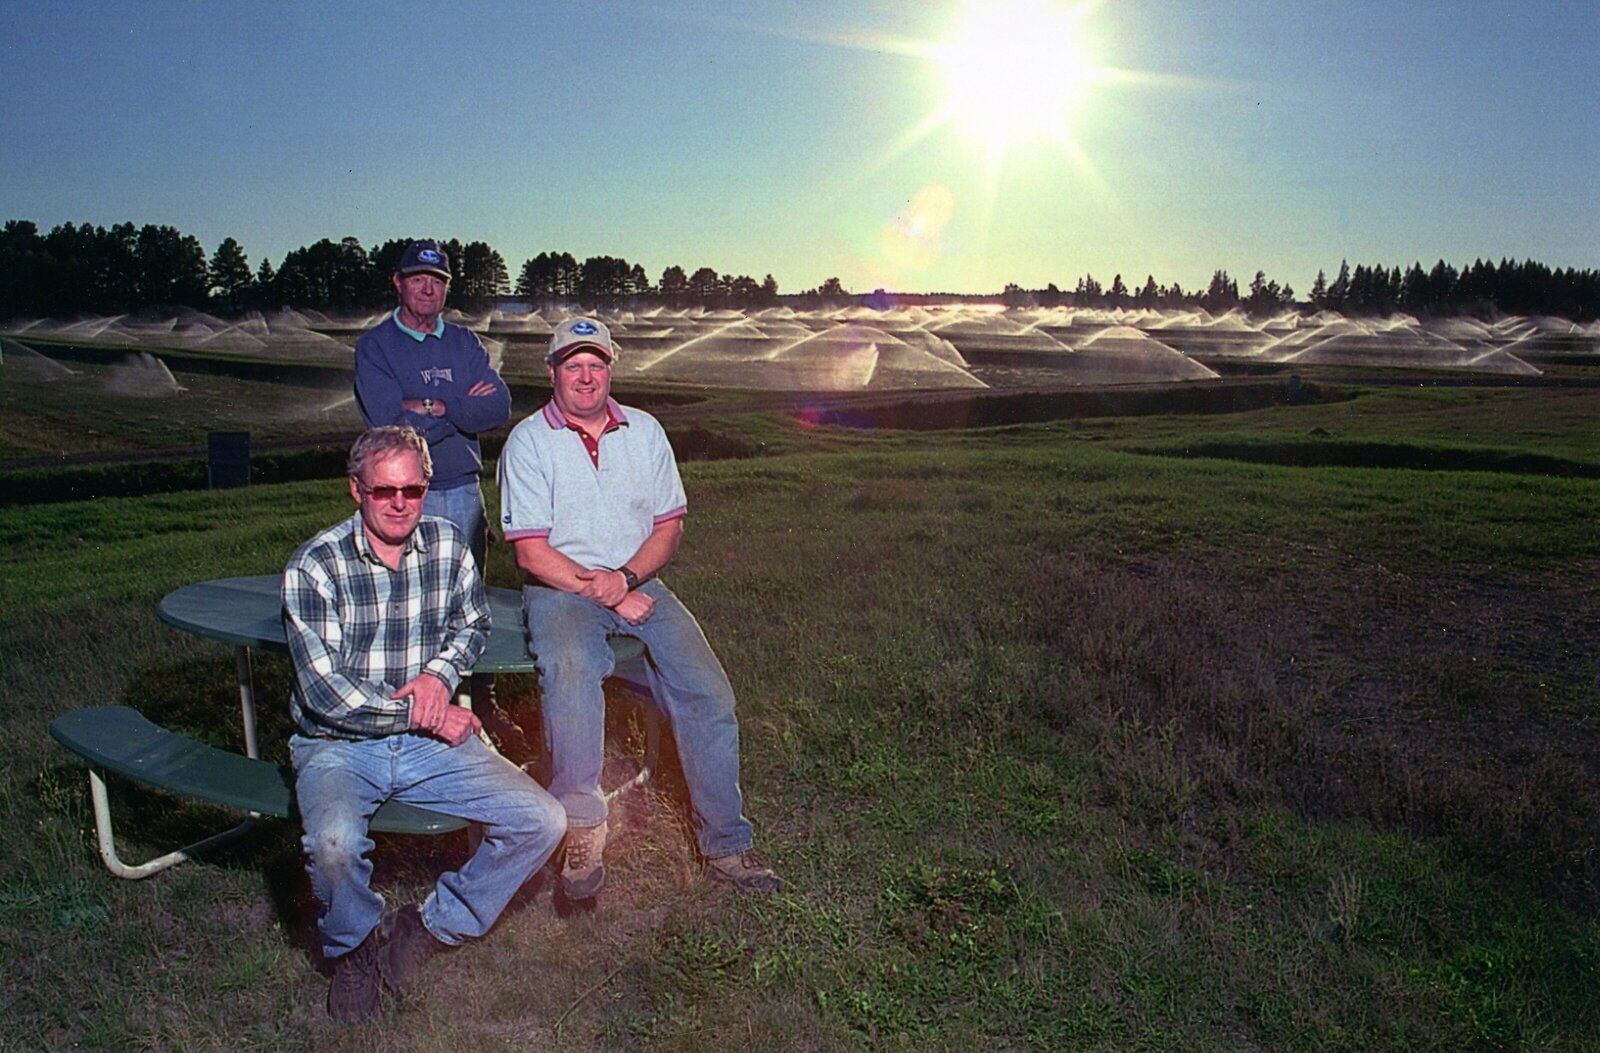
left=547, top=317, right=617, bottom=365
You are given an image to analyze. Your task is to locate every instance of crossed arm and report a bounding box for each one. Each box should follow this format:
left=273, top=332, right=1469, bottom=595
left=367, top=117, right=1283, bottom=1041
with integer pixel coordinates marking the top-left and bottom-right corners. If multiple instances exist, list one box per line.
left=400, top=378, right=500, bottom=420
left=354, top=334, right=510, bottom=441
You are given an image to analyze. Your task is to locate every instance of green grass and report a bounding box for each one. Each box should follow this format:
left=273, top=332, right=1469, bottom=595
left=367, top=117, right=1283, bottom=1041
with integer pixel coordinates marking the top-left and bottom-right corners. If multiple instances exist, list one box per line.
left=3, top=384, right=1599, bottom=1049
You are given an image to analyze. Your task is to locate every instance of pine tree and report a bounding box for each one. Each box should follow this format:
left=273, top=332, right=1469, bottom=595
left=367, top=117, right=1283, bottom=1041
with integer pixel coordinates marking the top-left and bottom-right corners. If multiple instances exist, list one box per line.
left=1309, top=269, right=1328, bottom=307
left=208, top=237, right=252, bottom=310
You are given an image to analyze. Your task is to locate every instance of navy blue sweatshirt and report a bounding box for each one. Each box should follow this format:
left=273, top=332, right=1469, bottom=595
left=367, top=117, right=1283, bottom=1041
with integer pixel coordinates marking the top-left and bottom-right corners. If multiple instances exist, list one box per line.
left=353, top=311, right=512, bottom=490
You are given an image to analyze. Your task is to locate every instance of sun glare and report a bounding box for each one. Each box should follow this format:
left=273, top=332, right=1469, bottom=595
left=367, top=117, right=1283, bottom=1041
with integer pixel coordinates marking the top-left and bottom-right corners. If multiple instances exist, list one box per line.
left=788, top=1, right=1135, bottom=285
left=935, top=0, right=1098, bottom=147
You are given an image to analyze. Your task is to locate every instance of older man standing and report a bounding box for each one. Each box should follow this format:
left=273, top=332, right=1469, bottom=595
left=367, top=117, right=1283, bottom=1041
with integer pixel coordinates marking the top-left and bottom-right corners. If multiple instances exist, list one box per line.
left=355, top=239, right=510, bottom=710
left=497, top=318, right=781, bottom=901
left=285, top=426, right=565, bottom=1023
left=354, top=240, right=510, bottom=570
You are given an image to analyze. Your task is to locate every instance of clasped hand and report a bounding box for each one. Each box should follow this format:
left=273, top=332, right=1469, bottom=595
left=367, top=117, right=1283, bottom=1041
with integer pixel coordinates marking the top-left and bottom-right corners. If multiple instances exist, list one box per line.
left=574, top=568, right=655, bottom=625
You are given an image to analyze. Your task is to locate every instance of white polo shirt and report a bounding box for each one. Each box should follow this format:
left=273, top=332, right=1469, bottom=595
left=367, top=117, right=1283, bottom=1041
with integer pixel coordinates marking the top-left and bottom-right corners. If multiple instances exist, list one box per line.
left=498, top=399, right=687, bottom=571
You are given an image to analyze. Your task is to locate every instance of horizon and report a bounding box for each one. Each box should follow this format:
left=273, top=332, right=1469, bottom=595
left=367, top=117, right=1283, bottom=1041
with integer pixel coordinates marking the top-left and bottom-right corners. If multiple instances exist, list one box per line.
left=2, top=1, right=1595, bottom=297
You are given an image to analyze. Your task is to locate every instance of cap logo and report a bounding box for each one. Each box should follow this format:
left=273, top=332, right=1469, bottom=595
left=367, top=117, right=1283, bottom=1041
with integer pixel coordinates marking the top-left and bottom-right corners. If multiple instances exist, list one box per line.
left=418, top=249, right=442, bottom=265
left=570, top=320, right=598, bottom=336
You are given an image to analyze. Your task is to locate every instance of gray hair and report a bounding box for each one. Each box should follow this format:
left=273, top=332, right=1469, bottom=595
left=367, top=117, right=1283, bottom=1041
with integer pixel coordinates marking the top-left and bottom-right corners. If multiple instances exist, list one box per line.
left=347, top=426, right=432, bottom=482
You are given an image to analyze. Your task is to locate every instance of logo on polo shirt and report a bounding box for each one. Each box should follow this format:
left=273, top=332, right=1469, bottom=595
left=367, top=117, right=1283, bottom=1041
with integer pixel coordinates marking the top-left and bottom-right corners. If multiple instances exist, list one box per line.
left=571, top=320, right=598, bottom=336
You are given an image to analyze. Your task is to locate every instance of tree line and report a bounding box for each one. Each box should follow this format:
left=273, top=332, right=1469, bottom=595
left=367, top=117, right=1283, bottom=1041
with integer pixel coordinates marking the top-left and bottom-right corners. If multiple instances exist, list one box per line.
left=0, top=219, right=814, bottom=319
left=1001, top=269, right=1296, bottom=313
left=512, top=251, right=787, bottom=310
left=1301, top=258, right=1600, bottom=320
left=1, top=217, right=1595, bottom=321
left=1005, top=258, right=1600, bottom=321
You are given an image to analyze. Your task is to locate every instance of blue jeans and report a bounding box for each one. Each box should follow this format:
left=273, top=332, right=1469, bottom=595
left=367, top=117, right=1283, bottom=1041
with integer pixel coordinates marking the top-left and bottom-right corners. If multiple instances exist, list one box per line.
left=425, top=483, right=495, bottom=700
left=523, top=579, right=754, bottom=859
left=424, top=483, right=487, bottom=571
left=291, top=732, right=565, bottom=958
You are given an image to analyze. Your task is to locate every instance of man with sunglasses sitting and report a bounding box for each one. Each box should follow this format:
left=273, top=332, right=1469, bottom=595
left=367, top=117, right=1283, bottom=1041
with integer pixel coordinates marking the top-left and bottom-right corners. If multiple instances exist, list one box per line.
left=283, top=426, right=565, bottom=1023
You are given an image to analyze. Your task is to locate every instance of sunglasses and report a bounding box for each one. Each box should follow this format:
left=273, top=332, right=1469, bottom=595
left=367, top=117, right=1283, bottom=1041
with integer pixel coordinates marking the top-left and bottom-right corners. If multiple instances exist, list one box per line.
left=358, top=483, right=428, bottom=502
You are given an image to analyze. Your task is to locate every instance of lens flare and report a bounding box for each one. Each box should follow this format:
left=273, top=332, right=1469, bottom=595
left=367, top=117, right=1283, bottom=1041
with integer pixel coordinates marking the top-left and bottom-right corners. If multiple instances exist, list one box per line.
left=880, top=184, right=957, bottom=272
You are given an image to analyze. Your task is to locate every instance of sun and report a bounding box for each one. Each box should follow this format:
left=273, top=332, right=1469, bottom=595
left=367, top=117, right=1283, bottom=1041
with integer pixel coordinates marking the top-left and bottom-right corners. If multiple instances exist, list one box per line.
left=933, top=0, right=1100, bottom=148
left=772, top=0, right=1140, bottom=281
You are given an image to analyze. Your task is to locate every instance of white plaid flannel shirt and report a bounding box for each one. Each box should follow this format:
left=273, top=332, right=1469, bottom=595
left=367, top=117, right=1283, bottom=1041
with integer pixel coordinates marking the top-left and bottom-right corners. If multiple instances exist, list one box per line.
left=283, top=513, right=488, bottom=739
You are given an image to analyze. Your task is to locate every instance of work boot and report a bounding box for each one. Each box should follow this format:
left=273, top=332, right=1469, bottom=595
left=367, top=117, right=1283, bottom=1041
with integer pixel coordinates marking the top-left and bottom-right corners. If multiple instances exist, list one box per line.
left=379, top=904, right=447, bottom=996
left=705, top=849, right=784, bottom=893
left=326, top=929, right=382, bottom=1023
left=561, top=820, right=607, bottom=899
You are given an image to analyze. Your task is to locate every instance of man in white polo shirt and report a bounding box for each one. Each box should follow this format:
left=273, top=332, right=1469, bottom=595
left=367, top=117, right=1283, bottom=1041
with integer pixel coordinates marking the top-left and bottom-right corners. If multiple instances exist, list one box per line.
left=497, top=317, right=780, bottom=899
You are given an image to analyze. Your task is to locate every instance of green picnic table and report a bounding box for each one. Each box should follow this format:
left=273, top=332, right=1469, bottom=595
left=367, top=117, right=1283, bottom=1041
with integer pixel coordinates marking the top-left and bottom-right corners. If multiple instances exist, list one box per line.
left=52, top=575, right=652, bottom=879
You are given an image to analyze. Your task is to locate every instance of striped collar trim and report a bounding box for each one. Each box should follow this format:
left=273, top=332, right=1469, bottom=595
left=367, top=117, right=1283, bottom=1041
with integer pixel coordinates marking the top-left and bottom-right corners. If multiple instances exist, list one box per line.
left=540, top=398, right=628, bottom=430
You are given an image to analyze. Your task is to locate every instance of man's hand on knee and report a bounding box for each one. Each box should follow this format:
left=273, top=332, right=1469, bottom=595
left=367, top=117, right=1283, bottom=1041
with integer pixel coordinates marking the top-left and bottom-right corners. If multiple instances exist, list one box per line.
left=398, top=672, right=454, bottom=735
left=613, top=590, right=655, bottom=626
left=436, top=705, right=483, bottom=747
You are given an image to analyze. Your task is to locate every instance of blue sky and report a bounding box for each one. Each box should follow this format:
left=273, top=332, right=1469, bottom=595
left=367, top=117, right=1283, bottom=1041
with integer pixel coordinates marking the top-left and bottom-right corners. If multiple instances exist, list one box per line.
left=1, top=0, right=1594, bottom=296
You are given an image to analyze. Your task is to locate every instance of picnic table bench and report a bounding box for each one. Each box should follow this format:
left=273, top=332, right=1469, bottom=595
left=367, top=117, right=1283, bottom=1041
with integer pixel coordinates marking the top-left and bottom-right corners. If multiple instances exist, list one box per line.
left=50, top=705, right=469, bottom=878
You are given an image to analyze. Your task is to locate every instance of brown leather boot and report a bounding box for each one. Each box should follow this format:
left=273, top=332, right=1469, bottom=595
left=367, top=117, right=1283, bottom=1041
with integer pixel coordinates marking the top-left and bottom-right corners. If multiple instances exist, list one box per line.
left=326, top=929, right=382, bottom=1023
left=379, top=904, right=448, bottom=996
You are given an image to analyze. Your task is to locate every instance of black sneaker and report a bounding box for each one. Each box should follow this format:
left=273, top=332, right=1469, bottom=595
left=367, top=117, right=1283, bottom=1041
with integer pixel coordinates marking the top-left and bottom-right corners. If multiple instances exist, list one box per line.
left=379, top=905, right=447, bottom=996
left=327, top=929, right=382, bottom=1023
left=560, top=820, right=608, bottom=900
left=704, top=850, right=784, bottom=893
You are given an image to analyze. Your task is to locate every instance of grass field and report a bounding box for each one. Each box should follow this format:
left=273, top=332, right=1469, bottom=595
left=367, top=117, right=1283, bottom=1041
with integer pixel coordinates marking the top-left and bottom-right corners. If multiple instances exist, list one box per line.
left=2, top=379, right=1598, bottom=1050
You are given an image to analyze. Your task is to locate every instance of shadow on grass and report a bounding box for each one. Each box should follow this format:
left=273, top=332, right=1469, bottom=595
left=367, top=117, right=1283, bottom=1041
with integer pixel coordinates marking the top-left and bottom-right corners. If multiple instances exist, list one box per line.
left=1131, top=439, right=1600, bottom=478
left=802, top=378, right=1349, bottom=432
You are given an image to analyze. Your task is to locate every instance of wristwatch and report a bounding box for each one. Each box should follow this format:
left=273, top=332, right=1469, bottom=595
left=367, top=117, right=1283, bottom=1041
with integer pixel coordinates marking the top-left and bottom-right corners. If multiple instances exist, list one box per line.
left=618, top=566, right=640, bottom=591
left=421, top=398, right=435, bottom=415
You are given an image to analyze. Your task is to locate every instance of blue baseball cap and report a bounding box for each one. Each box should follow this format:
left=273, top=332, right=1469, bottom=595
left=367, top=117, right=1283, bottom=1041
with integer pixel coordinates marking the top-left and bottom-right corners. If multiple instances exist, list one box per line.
left=396, top=240, right=451, bottom=280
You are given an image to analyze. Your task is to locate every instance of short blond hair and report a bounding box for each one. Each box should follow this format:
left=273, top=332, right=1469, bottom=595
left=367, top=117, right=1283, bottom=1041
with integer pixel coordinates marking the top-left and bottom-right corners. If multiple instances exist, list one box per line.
left=347, top=426, right=432, bottom=482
